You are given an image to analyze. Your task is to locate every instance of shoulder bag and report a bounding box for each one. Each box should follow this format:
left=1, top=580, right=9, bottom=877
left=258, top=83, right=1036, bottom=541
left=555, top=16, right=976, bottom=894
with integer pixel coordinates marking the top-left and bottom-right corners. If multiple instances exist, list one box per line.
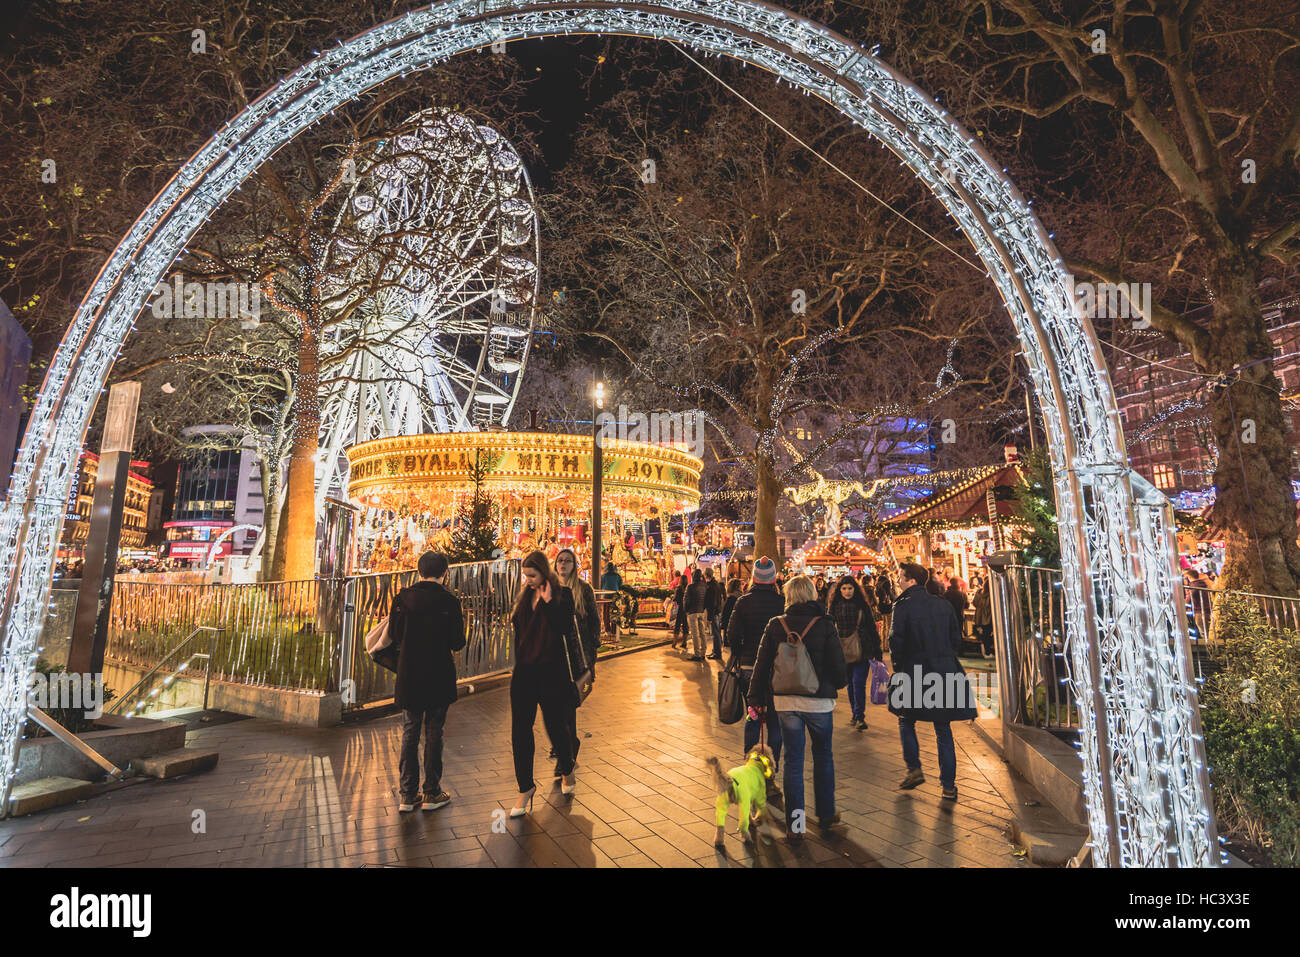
left=562, top=614, right=594, bottom=708
left=717, top=655, right=746, bottom=724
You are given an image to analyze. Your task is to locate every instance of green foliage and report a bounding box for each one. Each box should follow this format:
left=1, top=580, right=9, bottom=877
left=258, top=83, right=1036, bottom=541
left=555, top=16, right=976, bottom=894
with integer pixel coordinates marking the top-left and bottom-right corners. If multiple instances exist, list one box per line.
left=1201, top=595, right=1300, bottom=864
left=445, top=449, right=501, bottom=565
left=1011, top=447, right=1060, bottom=568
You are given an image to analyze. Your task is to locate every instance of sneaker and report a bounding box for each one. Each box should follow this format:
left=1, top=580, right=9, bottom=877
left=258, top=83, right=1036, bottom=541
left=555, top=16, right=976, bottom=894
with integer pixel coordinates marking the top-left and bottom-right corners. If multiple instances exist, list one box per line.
left=899, top=768, right=925, bottom=790
left=687, top=655, right=705, bottom=662
left=421, top=790, right=451, bottom=811
left=398, top=797, right=419, bottom=812
left=707, top=653, right=722, bottom=660
left=941, top=786, right=958, bottom=802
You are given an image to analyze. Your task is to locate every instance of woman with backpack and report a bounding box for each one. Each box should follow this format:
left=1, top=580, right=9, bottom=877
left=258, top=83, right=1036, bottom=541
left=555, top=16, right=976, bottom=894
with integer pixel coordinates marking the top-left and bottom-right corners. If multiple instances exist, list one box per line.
left=828, top=574, right=882, bottom=731
left=748, top=574, right=847, bottom=840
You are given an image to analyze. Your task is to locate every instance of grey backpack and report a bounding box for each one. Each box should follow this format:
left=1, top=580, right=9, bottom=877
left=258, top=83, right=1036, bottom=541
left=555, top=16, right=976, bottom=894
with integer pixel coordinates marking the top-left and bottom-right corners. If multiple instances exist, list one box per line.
left=771, top=616, right=821, bottom=696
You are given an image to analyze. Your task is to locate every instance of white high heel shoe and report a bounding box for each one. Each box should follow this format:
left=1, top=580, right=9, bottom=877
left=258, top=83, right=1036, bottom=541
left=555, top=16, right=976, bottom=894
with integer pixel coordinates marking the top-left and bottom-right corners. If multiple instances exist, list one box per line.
left=560, top=773, right=577, bottom=797
left=509, top=786, right=537, bottom=818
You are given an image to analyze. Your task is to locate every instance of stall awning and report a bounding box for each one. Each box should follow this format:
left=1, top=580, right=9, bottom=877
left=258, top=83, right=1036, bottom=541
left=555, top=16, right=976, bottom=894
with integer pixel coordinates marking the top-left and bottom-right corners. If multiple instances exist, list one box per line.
left=883, top=464, right=1025, bottom=531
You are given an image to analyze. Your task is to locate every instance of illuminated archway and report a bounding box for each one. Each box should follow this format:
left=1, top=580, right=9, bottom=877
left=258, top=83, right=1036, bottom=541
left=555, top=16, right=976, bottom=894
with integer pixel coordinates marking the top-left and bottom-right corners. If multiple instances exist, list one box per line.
left=0, top=0, right=1214, bottom=865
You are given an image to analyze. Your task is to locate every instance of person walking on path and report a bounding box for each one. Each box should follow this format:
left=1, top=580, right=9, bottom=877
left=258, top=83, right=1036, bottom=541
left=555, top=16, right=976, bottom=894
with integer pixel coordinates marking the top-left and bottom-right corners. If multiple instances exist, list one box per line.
left=599, top=561, right=623, bottom=640
left=945, top=578, right=970, bottom=641
left=672, top=567, right=691, bottom=649
left=705, top=567, right=724, bottom=660
left=888, top=562, right=978, bottom=802
left=507, top=550, right=588, bottom=817
left=720, top=577, right=742, bottom=637
left=725, top=556, right=785, bottom=797
left=828, top=574, right=882, bottom=731
left=684, top=565, right=715, bottom=661
left=390, top=551, right=465, bottom=813
left=874, top=569, right=896, bottom=646
left=748, top=575, right=847, bottom=840
left=555, top=547, right=600, bottom=773
left=971, top=578, right=994, bottom=659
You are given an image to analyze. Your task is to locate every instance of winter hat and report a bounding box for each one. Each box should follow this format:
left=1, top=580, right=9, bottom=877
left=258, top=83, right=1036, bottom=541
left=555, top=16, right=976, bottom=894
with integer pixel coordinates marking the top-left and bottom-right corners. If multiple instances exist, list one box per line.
left=752, top=556, right=777, bottom=584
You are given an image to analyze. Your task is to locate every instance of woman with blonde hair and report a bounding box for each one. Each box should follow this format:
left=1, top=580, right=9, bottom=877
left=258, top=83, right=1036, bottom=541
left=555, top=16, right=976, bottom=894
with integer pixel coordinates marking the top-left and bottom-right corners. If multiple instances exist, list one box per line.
left=507, top=550, right=588, bottom=816
left=748, top=574, right=847, bottom=840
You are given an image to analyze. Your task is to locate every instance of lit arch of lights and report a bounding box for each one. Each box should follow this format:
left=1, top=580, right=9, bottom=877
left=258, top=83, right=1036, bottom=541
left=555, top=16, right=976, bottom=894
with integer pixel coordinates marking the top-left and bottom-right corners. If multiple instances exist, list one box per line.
left=0, top=1, right=1214, bottom=866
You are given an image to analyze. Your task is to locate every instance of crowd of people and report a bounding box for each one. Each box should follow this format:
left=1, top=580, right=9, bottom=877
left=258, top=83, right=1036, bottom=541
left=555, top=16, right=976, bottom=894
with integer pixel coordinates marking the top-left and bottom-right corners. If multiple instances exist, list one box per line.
left=382, top=547, right=979, bottom=849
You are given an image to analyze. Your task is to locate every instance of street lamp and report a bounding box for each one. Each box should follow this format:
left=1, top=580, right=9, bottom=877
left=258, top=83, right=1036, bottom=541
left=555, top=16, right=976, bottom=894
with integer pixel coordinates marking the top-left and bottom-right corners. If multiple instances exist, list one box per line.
left=591, top=378, right=605, bottom=587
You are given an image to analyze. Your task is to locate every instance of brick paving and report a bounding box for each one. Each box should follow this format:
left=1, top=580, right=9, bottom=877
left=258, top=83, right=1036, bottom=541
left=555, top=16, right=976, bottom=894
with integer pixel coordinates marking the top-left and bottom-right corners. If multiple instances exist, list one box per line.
left=0, top=645, right=1039, bottom=868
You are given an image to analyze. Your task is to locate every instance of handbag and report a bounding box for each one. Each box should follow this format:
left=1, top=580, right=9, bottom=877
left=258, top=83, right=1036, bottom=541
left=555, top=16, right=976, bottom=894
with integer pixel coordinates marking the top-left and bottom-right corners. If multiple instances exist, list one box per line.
left=364, top=615, right=399, bottom=673
left=869, top=658, right=890, bottom=705
left=838, top=609, right=864, bottom=665
left=717, top=655, right=746, bottom=724
left=771, top=616, right=821, bottom=696
left=562, top=614, right=594, bottom=708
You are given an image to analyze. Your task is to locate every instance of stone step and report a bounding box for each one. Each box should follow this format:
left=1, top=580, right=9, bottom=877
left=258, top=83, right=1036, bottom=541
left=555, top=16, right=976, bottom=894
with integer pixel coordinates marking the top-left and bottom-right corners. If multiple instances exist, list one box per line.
left=131, top=748, right=220, bottom=780
left=1009, top=812, right=1089, bottom=866
left=7, top=776, right=95, bottom=817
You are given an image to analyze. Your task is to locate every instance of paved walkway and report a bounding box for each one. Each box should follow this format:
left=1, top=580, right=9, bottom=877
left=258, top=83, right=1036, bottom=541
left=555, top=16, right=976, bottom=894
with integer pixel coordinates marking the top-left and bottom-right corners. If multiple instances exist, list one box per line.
left=0, top=646, right=1039, bottom=868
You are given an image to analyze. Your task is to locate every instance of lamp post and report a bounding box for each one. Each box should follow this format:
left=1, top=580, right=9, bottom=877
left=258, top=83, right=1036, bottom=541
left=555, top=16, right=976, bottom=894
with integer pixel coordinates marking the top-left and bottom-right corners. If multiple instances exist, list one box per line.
left=591, top=377, right=605, bottom=586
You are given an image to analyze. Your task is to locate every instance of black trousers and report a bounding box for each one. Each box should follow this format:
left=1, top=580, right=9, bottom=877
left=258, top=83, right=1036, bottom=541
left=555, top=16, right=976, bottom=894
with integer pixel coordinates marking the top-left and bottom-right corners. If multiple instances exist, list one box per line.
left=511, top=662, right=577, bottom=792
left=399, top=704, right=448, bottom=800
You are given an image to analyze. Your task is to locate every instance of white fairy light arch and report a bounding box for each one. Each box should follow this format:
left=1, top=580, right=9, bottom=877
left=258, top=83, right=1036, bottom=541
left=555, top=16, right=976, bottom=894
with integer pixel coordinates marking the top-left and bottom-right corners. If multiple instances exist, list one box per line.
left=0, top=0, right=1216, bottom=866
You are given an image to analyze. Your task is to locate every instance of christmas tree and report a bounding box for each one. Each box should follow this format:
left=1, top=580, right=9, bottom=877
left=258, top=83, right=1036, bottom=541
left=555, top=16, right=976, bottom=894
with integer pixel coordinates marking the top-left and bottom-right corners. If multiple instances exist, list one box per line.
left=1011, top=446, right=1061, bottom=568
left=445, top=449, right=502, bottom=565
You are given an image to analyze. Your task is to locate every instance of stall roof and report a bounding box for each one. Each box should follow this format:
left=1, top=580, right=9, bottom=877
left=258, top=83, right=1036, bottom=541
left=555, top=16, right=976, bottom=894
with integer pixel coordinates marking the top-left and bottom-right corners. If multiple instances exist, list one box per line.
left=883, top=463, right=1025, bottom=530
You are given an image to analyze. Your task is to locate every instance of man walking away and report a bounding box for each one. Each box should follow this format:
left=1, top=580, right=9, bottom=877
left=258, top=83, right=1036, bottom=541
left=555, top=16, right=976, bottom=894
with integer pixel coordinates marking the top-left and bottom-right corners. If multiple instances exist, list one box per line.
left=684, top=565, right=714, bottom=662
left=888, top=563, right=977, bottom=802
left=725, top=556, right=785, bottom=803
left=705, top=567, right=724, bottom=660
left=391, top=551, right=466, bottom=812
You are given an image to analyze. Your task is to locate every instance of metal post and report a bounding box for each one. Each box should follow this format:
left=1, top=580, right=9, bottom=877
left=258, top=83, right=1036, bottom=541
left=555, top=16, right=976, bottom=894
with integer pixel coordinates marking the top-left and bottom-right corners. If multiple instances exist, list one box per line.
left=591, top=376, right=604, bottom=588
left=985, top=551, right=1024, bottom=728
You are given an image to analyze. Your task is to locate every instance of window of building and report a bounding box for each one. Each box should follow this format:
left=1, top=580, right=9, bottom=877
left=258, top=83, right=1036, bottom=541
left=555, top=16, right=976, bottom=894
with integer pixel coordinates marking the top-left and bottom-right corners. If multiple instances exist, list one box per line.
left=1152, top=464, right=1177, bottom=490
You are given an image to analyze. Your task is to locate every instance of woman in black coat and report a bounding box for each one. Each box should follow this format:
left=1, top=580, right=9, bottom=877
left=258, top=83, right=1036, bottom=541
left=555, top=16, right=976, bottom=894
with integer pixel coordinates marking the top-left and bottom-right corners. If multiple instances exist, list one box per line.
left=553, top=547, right=600, bottom=771
left=507, top=550, right=588, bottom=817
left=749, top=575, right=847, bottom=838
left=827, top=574, right=882, bottom=731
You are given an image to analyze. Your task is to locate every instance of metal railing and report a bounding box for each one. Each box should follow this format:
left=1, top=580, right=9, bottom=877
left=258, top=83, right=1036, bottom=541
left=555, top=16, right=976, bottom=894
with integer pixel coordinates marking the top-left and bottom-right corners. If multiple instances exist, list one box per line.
left=340, top=559, right=520, bottom=710
left=102, top=558, right=522, bottom=711
left=987, top=559, right=1300, bottom=731
left=106, top=625, right=221, bottom=718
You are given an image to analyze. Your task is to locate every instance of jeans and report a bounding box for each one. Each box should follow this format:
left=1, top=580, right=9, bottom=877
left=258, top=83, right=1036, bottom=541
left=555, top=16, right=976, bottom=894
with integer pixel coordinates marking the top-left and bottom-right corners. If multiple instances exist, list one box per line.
left=844, top=660, right=870, bottom=720
left=899, top=718, right=956, bottom=788
left=399, top=704, right=449, bottom=800
left=709, top=616, right=722, bottom=656
left=687, top=613, right=708, bottom=657
left=778, top=710, right=835, bottom=827
left=737, top=668, right=782, bottom=771
left=510, top=662, right=577, bottom=792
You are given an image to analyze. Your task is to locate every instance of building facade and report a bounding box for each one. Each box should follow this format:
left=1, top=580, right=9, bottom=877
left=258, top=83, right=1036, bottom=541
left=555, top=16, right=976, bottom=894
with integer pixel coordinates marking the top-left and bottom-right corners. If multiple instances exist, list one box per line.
left=59, top=452, right=154, bottom=557
left=1111, top=289, right=1300, bottom=500
left=163, top=426, right=265, bottom=565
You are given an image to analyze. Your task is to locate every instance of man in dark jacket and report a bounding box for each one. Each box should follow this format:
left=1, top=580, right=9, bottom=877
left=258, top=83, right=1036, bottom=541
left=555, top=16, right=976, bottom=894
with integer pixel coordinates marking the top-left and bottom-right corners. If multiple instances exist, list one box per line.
left=888, top=562, right=977, bottom=802
left=945, top=579, right=969, bottom=639
left=684, top=565, right=715, bottom=661
left=390, top=551, right=466, bottom=812
left=749, top=574, right=848, bottom=837
left=925, top=566, right=946, bottom=597
left=724, top=557, right=786, bottom=795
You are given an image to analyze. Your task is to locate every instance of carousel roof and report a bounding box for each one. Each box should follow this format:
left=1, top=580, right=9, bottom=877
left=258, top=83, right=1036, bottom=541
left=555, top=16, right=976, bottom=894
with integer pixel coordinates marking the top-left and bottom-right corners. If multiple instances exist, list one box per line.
left=883, top=463, right=1025, bottom=530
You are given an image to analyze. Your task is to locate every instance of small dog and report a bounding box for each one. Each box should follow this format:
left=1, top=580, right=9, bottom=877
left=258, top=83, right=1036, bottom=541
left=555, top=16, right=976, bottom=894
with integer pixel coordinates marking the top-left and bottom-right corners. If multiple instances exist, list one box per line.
left=707, top=745, right=775, bottom=848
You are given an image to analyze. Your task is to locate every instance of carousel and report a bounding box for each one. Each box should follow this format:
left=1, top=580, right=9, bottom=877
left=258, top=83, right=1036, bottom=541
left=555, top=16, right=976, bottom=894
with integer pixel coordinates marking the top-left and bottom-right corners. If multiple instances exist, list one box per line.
left=345, top=431, right=702, bottom=582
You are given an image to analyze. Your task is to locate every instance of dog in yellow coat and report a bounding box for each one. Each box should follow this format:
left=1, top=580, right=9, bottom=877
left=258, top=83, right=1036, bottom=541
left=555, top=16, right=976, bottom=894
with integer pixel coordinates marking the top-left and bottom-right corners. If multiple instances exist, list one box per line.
left=707, top=745, right=775, bottom=848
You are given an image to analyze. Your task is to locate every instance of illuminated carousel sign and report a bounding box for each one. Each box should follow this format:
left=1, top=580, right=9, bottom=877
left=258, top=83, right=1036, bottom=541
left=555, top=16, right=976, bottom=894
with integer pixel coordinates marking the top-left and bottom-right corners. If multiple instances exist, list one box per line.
left=346, top=432, right=701, bottom=512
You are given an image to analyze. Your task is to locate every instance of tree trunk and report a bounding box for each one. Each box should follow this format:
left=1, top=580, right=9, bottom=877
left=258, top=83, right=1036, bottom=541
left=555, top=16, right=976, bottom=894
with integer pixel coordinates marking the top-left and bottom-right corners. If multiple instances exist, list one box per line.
left=754, top=451, right=783, bottom=571
left=1204, top=251, right=1300, bottom=595
left=269, top=328, right=320, bottom=582
left=257, top=458, right=281, bottom=583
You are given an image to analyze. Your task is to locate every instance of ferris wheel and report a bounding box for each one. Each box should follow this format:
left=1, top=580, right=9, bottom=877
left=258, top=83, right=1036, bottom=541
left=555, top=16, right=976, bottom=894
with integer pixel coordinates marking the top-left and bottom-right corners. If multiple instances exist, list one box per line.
left=314, top=109, right=540, bottom=507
